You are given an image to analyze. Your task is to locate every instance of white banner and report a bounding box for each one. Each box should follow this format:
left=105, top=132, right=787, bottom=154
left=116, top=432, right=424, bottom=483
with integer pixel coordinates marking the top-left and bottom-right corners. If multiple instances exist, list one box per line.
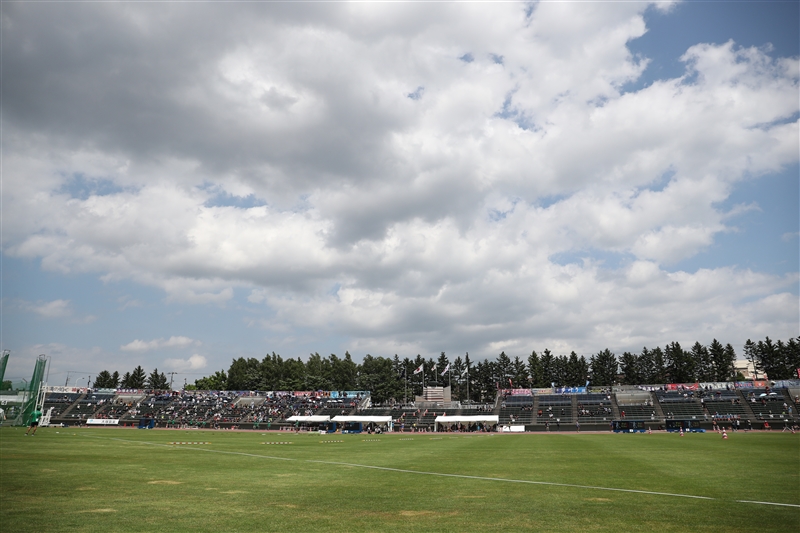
left=44, top=386, right=87, bottom=394
left=87, top=419, right=120, bottom=425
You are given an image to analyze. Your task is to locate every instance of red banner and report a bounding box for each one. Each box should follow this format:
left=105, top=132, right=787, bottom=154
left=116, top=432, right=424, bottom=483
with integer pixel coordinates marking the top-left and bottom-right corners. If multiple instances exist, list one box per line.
left=666, top=383, right=699, bottom=391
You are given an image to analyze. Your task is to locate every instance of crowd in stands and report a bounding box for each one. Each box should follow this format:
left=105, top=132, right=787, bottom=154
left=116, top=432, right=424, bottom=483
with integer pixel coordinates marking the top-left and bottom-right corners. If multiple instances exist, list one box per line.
left=33, top=382, right=799, bottom=431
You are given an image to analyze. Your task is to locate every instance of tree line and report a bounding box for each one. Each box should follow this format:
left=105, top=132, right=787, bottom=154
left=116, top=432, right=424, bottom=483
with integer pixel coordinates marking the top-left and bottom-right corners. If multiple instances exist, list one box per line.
left=92, top=336, right=799, bottom=404
left=93, top=366, right=169, bottom=390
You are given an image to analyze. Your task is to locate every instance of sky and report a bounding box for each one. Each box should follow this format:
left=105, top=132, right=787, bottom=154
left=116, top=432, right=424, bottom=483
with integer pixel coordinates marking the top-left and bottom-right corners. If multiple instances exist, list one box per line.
left=1, top=1, right=798, bottom=388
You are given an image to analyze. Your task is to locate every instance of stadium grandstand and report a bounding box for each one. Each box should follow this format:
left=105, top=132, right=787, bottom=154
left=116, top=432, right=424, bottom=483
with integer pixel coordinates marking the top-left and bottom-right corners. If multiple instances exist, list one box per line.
left=9, top=378, right=797, bottom=433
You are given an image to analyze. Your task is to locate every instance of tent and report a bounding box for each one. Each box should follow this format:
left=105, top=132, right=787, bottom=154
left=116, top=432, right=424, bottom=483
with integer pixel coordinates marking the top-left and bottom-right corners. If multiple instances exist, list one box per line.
left=286, top=415, right=331, bottom=423
left=433, top=414, right=499, bottom=432
left=331, top=415, right=393, bottom=431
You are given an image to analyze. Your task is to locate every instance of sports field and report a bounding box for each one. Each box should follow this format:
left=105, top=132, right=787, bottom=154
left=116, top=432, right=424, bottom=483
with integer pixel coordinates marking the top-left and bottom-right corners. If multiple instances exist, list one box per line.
left=1, top=427, right=797, bottom=532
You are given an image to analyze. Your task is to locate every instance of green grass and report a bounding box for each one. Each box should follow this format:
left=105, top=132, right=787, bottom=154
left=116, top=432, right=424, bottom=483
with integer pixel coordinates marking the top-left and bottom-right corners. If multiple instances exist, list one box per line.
left=1, top=427, right=798, bottom=532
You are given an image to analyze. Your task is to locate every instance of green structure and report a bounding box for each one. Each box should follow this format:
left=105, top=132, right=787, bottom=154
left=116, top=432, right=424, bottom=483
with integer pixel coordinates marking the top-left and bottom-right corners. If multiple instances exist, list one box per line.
left=0, top=350, right=8, bottom=387
left=17, top=355, right=48, bottom=426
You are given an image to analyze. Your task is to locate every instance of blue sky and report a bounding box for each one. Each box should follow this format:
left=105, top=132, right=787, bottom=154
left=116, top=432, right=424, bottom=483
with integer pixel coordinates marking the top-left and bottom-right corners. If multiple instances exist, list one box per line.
left=2, top=1, right=798, bottom=387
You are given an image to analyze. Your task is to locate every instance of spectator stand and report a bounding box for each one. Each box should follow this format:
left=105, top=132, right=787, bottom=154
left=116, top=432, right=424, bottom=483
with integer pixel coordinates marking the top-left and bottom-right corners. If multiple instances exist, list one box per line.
left=575, top=393, right=615, bottom=424
left=536, top=394, right=573, bottom=426
left=499, top=394, right=533, bottom=426
left=654, top=390, right=704, bottom=421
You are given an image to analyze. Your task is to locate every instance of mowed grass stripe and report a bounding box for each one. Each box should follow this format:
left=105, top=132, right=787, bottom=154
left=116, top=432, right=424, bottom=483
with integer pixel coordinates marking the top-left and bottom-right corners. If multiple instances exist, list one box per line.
left=3, top=428, right=798, bottom=532
left=85, top=432, right=794, bottom=506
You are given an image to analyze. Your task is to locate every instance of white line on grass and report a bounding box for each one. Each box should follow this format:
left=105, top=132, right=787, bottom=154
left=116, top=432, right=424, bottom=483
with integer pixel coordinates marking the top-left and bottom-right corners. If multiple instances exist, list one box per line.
left=304, top=460, right=713, bottom=500
left=90, top=435, right=799, bottom=508
left=735, top=500, right=800, bottom=508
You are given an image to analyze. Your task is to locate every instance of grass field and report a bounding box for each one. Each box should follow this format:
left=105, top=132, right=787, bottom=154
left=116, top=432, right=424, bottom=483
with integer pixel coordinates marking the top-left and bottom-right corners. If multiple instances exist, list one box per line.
left=1, top=426, right=798, bottom=532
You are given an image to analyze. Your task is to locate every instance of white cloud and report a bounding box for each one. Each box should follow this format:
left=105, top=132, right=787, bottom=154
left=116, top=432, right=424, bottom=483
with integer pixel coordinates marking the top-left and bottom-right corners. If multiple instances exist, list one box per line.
left=164, top=354, right=208, bottom=372
left=2, top=3, right=797, bottom=361
left=120, top=336, right=200, bottom=352
left=19, top=299, right=97, bottom=324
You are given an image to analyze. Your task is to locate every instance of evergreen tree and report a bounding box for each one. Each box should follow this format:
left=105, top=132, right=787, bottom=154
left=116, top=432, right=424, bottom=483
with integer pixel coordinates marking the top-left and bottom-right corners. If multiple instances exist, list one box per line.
left=720, top=344, right=737, bottom=381
left=539, top=349, right=554, bottom=387
left=146, top=368, right=169, bottom=390
left=708, top=339, right=733, bottom=381
left=129, top=366, right=146, bottom=389
left=743, top=339, right=761, bottom=379
left=565, top=352, right=588, bottom=386
left=527, top=350, right=544, bottom=388
left=496, top=352, right=512, bottom=386
left=691, top=342, right=713, bottom=382
left=784, top=337, right=800, bottom=379
left=511, top=356, right=528, bottom=388
left=94, top=370, right=114, bottom=388
left=120, top=371, right=133, bottom=388
left=651, top=347, right=667, bottom=384
left=551, top=355, right=568, bottom=386
left=619, top=351, right=639, bottom=385
left=111, top=371, right=120, bottom=388
left=665, top=342, right=693, bottom=383
left=451, top=356, right=465, bottom=401
left=590, top=349, right=618, bottom=386
left=436, top=352, right=450, bottom=387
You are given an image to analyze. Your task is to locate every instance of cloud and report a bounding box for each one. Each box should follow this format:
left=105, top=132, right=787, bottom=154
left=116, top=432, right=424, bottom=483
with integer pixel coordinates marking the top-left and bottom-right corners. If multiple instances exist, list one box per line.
left=19, top=299, right=97, bottom=324
left=1, top=3, right=797, bottom=362
left=120, top=336, right=200, bottom=352
left=27, top=299, right=72, bottom=318
left=164, top=354, right=208, bottom=372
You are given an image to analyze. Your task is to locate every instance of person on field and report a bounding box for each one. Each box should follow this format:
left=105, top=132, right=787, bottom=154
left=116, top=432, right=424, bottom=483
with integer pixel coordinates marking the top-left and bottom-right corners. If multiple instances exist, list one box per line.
left=25, top=408, right=42, bottom=436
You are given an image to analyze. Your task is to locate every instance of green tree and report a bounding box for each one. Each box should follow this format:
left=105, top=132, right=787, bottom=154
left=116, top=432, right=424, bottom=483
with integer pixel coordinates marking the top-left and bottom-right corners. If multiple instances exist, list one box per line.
left=511, top=356, right=528, bottom=389
left=784, top=337, right=800, bottom=379
left=496, top=352, right=512, bottom=386
left=709, top=339, right=734, bottom=381
left=146, top=368, right=169, bottom=390
left=227, top=357, right=261, bottom=390
left=120, top=372, right=132, bottom=388
left=94, top=370, right=115, bottom=388
left=195, top=370, right=227, bottom=390
left=539, top=349, right=554, bottom=387
left=691, top=342, right=713, bottom=382
left=358, top=355, right=401, bottom=404
left=527, top=350, right=544, bottom=388
left=721, top=344, right=737, bottom=381
left=743, top=339, right=760, bottom=380
left=651, top=346, right=667, bottom=384
left=565, top=352, right=588, bottom=386
left=590, top=349, right=618, bottom=386
left=128, top=366, right=146, bottom=389
left=619, top=351, right=639, bottom=385
left=665, top=342, right=693, bottom=383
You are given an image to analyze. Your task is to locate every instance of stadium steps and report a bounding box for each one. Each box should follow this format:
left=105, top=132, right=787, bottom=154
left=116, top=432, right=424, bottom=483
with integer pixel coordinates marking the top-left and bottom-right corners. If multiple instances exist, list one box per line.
left=532, top=396, right=539, bottom=421
left=735, top=390, right=757, bottom=421
left=649, top=392, right=666, bottom=419
left=58, top=393, right=86, bottom=419
left=610, top=395, right=621, bottom=419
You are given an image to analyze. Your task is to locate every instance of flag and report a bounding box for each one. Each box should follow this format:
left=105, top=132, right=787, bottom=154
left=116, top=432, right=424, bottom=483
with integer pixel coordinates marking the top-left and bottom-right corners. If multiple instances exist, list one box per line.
left=413, top=364, right=424, bottom=375
left=585, top=380, right=590, bottom=388
left=440, top=363, right=450, bottom=377
left=509, top=378, right=513, bottom=388
left=432, top=363, right=437, bottom=373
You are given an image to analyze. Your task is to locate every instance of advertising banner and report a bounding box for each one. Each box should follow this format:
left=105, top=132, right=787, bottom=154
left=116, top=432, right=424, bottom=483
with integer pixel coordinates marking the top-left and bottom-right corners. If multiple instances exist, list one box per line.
left=554, top=386, right=586, bottom=394
left=734, top=381, right=768, bottom=389
left=87, top=419, right=120, bottom=425
left=499, top=388, right=533, bottom=396
left=665, top=383, right=699, bottom=391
